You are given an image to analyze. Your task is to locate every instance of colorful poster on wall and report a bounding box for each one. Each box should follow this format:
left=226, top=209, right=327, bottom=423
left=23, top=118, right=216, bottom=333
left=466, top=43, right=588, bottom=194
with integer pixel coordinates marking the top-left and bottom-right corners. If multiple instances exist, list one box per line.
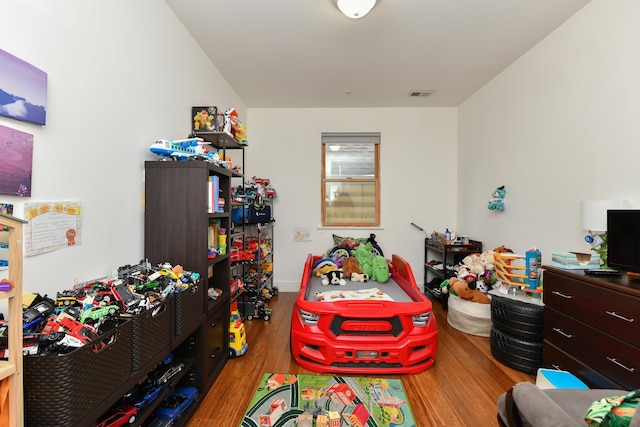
left=0, top=48, right=47, bottom=125
left=0, top=124, right=33, bottom=197
left=293, top=227, right=311, bottom=242
left=24, top=201, right=81, bottom=256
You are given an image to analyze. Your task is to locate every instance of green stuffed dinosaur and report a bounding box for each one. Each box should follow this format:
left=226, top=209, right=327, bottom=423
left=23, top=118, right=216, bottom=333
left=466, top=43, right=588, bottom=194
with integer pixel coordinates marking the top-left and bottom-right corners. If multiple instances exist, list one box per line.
left=352, top=242, right=373, bottom=277
left=370, top=256, right=389, bottom=283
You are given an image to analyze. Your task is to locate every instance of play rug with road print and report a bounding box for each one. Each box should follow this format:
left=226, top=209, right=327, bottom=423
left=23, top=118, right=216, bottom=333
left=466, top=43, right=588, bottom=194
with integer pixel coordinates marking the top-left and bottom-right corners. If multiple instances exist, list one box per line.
left=240, top=372, right=416, bottom=427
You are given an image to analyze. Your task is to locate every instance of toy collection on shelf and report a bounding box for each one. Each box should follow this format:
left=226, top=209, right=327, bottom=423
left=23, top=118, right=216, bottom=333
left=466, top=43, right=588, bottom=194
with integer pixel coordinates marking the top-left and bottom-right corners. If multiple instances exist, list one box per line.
left=307, top=234, right=392, bottom=299
left=227, top=175, right=278, bottom=323
left=150, top=105, right=248, bottom=165
left=437, top=244, right=543, bottom=305
left=0, top=259, right=199, bottom=358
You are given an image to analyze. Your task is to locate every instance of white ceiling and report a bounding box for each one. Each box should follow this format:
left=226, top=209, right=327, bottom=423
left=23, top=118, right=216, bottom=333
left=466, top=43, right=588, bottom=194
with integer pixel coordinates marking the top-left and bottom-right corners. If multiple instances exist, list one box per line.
left=165, top=0, right=590, bottom=108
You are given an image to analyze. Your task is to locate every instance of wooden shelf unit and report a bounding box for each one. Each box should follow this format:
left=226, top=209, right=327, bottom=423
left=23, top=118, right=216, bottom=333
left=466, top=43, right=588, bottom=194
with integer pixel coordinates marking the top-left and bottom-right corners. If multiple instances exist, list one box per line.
left=0, top=213, right=26, bottom=427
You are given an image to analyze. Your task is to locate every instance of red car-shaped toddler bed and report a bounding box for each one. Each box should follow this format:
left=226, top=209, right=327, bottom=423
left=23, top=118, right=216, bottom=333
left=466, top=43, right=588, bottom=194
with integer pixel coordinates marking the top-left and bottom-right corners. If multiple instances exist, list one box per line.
left=290, top=253, right=439, bottom=374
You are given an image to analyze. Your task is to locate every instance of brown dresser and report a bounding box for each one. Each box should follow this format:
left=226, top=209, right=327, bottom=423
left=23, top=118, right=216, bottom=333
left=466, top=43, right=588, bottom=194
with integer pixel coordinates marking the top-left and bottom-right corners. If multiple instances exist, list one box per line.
left=543, top=266, right=640, bottom=390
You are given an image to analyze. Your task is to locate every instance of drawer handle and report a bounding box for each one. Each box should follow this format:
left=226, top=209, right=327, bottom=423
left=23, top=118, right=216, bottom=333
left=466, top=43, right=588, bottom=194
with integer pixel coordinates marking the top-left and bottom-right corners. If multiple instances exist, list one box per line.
left=607, top=357, right=635, bottom=372
left=552, top=290, right=573, bottom=299
left=553, top=327, right=574, bottom=338
left=605, top=311, right=635, bottom=323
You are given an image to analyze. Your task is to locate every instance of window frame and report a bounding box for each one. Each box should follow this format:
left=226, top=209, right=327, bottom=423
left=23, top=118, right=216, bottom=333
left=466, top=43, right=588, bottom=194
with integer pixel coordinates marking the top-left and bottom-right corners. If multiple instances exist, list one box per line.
left=321, top=132, right=380, bottom=227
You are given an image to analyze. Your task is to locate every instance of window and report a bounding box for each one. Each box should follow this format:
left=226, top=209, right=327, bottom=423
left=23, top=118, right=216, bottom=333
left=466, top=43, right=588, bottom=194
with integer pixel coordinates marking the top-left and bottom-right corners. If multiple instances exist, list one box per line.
left=321, top=132, right=380, bottom=227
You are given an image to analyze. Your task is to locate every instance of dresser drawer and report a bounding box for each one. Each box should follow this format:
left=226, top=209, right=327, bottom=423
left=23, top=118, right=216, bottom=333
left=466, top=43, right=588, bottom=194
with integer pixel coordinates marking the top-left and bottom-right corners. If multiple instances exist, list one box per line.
left=543, top=341, right=622, bottom=389
left=543, top=270, right=640, bottom=347
left=545, top=307, right=640, bottom=390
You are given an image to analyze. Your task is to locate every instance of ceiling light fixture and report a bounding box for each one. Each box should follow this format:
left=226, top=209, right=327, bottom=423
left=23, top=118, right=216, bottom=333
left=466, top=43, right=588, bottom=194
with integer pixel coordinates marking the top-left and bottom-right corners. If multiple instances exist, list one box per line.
left=336, top=0, right=376, bottom=19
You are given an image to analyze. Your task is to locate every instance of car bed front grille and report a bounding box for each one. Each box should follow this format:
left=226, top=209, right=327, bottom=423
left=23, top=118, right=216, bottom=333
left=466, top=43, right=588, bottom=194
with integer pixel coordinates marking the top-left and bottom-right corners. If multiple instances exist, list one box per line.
left=329, top=315, right=403, bottom=337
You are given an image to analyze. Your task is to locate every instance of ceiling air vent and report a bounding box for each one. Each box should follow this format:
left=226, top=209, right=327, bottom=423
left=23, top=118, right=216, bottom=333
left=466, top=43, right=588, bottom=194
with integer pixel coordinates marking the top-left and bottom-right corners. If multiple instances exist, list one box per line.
left=408, top=90, right=434, bottom=97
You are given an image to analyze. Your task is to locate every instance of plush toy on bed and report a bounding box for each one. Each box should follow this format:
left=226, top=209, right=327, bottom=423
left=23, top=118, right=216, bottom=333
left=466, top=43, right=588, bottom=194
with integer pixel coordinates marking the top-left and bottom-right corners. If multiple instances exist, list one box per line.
left=341, top=256, right=362, bottom=280
left=352, top=242, right=374, bottom=276
left=313, top=258, right=338, bottom=277
left=321, top=270, right=347, bottom=286
left=351, top=272, right=369, bottom=282
left=370, top=256, right=390, bottom=283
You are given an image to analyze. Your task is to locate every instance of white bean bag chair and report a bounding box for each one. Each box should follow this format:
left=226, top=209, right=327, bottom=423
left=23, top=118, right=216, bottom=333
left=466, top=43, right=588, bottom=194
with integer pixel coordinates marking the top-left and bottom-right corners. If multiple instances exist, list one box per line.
left=446, top=294, right=492, bottom=337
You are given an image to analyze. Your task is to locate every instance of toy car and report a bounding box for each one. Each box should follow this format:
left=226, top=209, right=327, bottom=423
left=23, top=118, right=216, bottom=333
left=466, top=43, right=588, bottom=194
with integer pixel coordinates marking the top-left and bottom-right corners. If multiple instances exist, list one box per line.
left=265, top=186, right=277, bottom=199
left=55, top=290, right=79, bottom=307
left=147, top=417, right=174, bottom=427
left=23, top=297, right=56, bottom=331
left=229, top=318, right=248, bottom=358
left=58, top=316, right=100, bottom=345
left=79, top=304, right=119, bottom=324
left=96, top=404, right=137, bottom=427
left=149, top=362, right=185, bottom=385
left=252, top=176, right=270, bottom=185
left=155, top=386, right=198, bottom=420
left=129, top=384, right=164, bottom=411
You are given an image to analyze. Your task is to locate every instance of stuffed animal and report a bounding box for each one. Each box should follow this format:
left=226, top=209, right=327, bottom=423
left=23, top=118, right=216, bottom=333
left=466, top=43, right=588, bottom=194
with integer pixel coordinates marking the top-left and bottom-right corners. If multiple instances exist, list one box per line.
left=321, top=270, right=346, bottom=286
left=341, top=256, right=362, bottom=279
left=457, top=267, right=477, bottom=283
left=494, top=245, right=514, bottom=254
left=488, top=185, right=506, bottom=211
left=312, top=258, right=338, bottom=277
left=461, top=251, right=496, bottom=280
left=352, top=242, right=374, bottom=276
left=350, top=272, right=369, bottom=282
left=370, top=256, right=390, bottom=283
left=449, top=277, right=490, bottom=304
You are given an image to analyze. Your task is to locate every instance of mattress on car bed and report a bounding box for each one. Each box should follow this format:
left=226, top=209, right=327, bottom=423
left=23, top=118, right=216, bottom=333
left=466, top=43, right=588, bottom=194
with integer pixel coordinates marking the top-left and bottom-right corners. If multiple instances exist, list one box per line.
left=306, top=276, right=414, bottom=302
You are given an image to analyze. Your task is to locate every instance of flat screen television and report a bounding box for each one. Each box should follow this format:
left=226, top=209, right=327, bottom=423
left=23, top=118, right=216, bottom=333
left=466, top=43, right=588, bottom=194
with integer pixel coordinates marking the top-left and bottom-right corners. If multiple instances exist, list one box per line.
left=607, top=209, right=640, bottom=273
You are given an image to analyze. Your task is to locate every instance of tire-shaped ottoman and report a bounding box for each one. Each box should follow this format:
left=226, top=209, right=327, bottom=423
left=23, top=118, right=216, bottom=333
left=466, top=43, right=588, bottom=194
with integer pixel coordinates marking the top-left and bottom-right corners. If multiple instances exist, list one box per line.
left=490, top=326, right=543, bottom=374
left=490, top=295, right=544, bottom=341
left=446, top=294, right=492, bottom=337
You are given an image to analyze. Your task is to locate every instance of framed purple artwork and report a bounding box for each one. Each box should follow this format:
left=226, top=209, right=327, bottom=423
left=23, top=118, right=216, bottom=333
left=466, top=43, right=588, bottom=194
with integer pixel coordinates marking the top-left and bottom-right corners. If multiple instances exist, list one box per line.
left=0, top=124, right=33, bottom=197
left=0, top=48, right=47, bottom=125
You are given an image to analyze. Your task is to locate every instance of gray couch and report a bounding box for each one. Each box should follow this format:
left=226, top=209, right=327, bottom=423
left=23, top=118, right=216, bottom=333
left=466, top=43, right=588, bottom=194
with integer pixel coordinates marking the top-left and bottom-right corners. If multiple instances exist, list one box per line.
left=497, top=381, right=639, bottom=427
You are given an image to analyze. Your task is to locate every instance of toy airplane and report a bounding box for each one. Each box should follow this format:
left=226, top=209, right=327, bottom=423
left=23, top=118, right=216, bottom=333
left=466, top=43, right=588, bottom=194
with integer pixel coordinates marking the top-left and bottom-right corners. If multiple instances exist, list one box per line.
left=149, top=138, right=221, bottom=163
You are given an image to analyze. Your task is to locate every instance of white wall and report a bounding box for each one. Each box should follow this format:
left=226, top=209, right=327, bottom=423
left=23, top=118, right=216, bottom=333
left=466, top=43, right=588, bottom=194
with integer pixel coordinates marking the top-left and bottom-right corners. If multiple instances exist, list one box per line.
left=0, top=1, right=245, bottom=296
left=247, top=108, right=457, bottom=290
left=457, top=0, right=640, bottom=264
left=3, top=0, right=637, bottom=299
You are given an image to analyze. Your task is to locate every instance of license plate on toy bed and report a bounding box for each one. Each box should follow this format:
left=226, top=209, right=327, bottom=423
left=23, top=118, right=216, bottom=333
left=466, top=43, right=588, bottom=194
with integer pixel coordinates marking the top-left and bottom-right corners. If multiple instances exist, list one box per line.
left=356, top=350, right=379, bottom=359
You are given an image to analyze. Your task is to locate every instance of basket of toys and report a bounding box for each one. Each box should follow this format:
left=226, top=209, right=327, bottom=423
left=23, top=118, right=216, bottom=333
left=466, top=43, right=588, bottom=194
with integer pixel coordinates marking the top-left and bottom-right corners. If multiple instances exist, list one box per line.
left=129, top=296, right=172, bottom=371
left=116, top=261, right=194, bottom=369
left=24, top=317, right=132, bottom=427
left=173, top=281, right=204, bottom=337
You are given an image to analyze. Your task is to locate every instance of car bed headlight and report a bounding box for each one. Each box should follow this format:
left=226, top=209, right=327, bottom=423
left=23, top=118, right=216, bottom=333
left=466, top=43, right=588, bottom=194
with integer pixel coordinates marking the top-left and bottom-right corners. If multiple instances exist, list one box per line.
left=412, top=312, right=430, bottom=327
left=298, top=309, right=319, bottom=326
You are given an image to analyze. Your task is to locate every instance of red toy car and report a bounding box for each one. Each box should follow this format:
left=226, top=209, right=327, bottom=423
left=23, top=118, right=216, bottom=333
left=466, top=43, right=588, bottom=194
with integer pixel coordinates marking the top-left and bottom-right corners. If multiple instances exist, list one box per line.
left=96, top=404, right=137, bottom=427
left=252, top=176, right=270, bottom=186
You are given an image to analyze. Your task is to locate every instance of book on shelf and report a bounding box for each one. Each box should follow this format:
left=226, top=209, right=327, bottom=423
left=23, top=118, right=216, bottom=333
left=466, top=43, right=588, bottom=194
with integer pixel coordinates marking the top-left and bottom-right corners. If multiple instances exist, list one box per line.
left=208, top=220, right=221, bottom=248
left=208, top=175, right=220, bottom=213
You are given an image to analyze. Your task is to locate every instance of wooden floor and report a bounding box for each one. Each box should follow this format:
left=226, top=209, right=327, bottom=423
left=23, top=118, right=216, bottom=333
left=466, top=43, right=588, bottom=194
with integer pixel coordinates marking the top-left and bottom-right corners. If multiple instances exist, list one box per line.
left=187, top=292, right=534, bottom=427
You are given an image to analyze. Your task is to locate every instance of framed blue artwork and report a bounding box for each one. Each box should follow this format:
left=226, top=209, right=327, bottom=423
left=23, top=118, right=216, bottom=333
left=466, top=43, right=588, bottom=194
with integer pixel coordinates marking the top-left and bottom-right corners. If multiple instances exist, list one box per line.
left=0, top=48, right=47, bottom=126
